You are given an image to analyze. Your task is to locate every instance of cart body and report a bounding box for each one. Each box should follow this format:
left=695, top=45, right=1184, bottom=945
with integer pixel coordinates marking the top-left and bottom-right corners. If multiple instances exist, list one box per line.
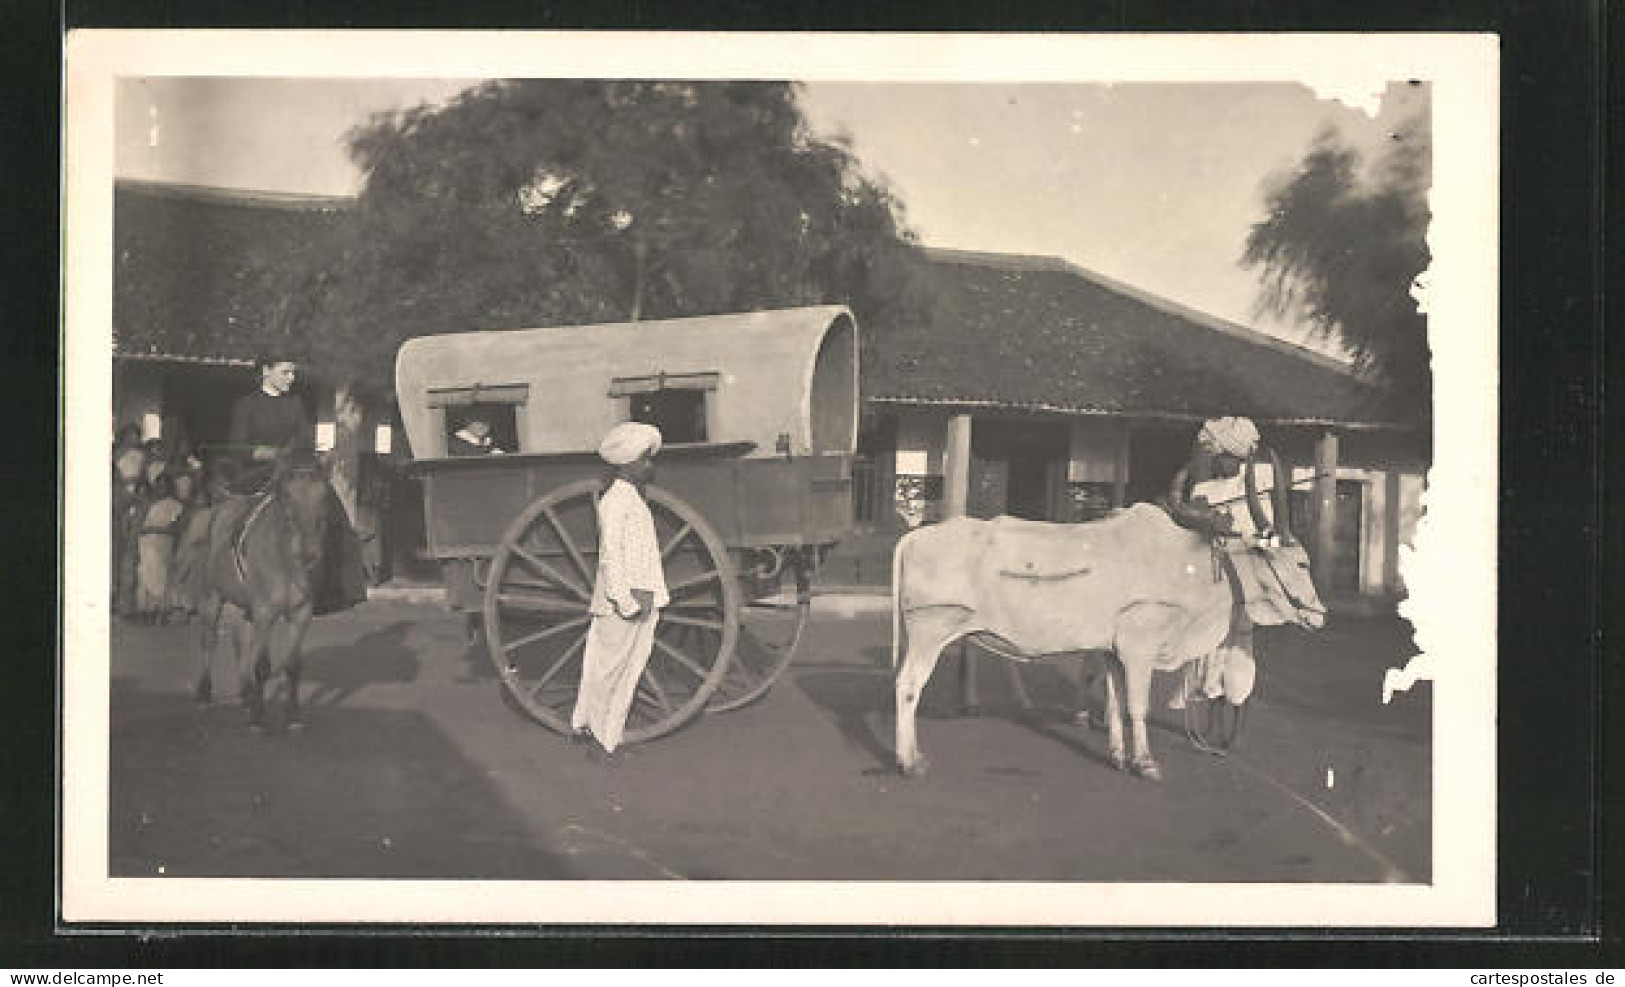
left=393, top=306, right=859, bottom=739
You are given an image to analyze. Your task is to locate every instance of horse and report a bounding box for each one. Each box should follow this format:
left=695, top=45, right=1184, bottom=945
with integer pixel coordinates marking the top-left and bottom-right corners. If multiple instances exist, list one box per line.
left=192, top=453, right=334, bottom=730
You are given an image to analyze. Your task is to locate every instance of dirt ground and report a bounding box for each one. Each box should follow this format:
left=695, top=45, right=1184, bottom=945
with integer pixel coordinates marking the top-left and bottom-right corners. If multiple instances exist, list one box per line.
left=107, top=599, right=1430, bottom=883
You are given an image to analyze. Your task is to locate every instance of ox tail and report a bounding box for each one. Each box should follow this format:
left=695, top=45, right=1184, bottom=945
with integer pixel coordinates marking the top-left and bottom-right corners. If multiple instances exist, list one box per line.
left=891, top=531, right=906, bottom=669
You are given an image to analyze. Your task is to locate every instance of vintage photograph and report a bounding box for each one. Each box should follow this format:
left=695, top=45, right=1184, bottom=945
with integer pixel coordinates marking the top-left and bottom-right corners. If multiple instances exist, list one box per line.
left=63, top=32, right=1498, bottom=926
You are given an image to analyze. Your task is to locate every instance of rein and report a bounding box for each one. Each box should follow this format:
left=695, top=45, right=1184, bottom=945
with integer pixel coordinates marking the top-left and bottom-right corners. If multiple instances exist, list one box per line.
left=1255, top=546, right=1324, bottom=616
left=233, top=494, right=277, bottom=583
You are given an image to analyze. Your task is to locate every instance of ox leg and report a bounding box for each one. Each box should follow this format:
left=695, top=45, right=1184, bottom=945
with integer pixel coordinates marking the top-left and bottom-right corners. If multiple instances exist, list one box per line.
left=1122, top=657, right=1161, bottom=781
left=1103, top=658, right=1127, bottom=771
left=1006, top=662, right=1034, bottom=712
left=957, top=643, right=980, bottom=717
left=897, top=621, right=958, bottom=778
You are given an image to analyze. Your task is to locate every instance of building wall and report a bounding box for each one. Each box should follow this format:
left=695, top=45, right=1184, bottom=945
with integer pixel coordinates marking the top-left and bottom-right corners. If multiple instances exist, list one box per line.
left=873, top=407, right=1428, bottom=606
left=112, top=363, right=166, bottom=440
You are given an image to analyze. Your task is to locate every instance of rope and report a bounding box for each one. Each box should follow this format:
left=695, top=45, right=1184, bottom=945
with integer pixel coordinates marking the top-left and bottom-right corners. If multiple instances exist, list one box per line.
left=232, top=494, right=276, bottom=584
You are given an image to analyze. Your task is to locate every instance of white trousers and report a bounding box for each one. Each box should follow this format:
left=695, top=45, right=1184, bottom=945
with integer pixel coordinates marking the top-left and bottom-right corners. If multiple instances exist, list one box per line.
left=571, top=607, right=660, bottom=752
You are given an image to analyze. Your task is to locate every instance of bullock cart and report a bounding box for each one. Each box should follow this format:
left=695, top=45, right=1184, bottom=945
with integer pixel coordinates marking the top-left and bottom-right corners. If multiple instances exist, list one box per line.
left=396, top=306, right=858, bottom=743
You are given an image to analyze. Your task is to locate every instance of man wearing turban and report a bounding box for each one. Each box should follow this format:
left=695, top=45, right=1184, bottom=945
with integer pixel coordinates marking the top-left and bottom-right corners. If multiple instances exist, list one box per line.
left=1164, top=416, right=1279, bottom=737
left=571, top=422, right=669, bottom=756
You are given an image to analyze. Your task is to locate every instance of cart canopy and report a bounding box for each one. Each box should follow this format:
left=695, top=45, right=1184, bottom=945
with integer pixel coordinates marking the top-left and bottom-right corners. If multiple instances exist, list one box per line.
left=395, top=305, right=858, bottom=461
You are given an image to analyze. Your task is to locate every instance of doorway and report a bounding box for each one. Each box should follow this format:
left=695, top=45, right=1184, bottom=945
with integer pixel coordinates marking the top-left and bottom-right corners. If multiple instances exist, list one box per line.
left=968, top=420, right=1069, bottom=521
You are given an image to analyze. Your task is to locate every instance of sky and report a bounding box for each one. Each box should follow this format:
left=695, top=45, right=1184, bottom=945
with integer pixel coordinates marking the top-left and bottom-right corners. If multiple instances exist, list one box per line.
left=114, top=76, right=1427, bottom=347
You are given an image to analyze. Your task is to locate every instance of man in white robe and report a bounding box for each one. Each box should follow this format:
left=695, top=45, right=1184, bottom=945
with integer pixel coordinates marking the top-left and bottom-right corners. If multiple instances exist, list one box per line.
left=571, top=422, right=669, bottom=755
left=1167, top=416, right=1277, bottom=720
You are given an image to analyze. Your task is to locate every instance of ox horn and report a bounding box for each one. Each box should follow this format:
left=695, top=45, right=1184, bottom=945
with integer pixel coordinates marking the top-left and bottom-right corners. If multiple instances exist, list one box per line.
left=1268, top=445, right=1294, bottom=545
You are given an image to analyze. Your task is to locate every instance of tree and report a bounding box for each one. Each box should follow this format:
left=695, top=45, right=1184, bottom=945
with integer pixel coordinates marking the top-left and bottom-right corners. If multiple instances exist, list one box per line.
left=1241, top=115, right=1432, bottom=420
left=259, top=79, right=936, bottom=519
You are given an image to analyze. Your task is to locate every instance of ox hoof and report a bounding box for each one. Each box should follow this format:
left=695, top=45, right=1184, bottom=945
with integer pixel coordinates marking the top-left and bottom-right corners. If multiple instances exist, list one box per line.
left=248, top=721, right=267, bottom=735
left=287, top=718, right=307, bottom=733
left=958, top=704, right=981, bottom=718
left=897, top=756, right=931, bottom=779
left=1108, top=749, right=1128, bottom=772
left=193, top=680, right=211, bottom=705
left=1129, top=757, right=1163, bottom=781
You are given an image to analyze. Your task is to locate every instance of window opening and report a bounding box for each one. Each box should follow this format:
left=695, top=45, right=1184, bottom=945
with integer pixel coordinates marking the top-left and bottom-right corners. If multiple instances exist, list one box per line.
left=445, top=401, right=519, bottom=456
left=630, top=389, right=707, bottom=445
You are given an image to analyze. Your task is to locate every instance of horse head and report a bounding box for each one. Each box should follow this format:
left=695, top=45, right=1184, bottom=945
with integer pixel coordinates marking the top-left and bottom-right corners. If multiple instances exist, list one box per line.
left=272, top=449, right=331, bottom=577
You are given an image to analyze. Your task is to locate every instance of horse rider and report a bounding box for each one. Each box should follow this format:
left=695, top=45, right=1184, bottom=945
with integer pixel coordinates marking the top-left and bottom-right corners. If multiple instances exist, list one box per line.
left=570, top=421, right=669, bottom=760
left=218, top=352, right=370, bottom=616
left=1164, top=415, right=1282, bottom=731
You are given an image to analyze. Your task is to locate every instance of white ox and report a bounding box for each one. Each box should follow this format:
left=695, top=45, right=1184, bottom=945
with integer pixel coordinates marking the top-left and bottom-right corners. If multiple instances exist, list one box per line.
left=891, top=503, right=1326, bottom=780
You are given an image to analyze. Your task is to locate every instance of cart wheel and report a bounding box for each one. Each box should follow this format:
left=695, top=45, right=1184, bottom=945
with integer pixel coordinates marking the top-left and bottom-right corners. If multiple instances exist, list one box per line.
left=482, top=479, right=740, bottom=744
left=707, top=552, right=813, bottom=712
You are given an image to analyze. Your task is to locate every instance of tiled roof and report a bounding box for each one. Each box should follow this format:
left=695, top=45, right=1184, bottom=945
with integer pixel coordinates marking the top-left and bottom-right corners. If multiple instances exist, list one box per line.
left=867, top=249, right=1411, bottom=428
left=113, top=180, right=349, bottom=360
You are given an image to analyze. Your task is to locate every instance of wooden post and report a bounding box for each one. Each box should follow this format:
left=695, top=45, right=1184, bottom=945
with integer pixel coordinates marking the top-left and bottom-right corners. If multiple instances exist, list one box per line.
left=1383, top=469, right=1403, bottom=598
left=941, top=414, right=978, bottom=711
left=942, top=414, right=973, bottom=520
left=1313, top=430, right=1339, bottom=597
left=1113, top=421, right=1131, bottom=508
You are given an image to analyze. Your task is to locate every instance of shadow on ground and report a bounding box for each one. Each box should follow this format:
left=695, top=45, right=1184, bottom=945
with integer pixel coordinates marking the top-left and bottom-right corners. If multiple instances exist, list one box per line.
left=297, top=621, right=422, bottom=708
left=793, top=651, right=1121, bottom=775
left=109, top=679, right=573, bottom=879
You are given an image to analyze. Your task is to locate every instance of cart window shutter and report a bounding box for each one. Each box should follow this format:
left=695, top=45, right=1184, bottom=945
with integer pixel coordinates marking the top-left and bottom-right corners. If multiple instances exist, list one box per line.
left=427, top=383, right=530, bottom=408
left=607, top=371, right=720, bottom=397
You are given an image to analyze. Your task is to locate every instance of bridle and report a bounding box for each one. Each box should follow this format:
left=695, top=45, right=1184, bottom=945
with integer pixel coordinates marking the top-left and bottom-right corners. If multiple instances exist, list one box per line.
left=1250, top=542, right=1325, bottom=618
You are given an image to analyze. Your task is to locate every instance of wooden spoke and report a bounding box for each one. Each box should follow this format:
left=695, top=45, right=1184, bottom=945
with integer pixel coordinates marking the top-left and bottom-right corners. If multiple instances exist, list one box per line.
left=636, top=669, right=674, bottom=713
left=502, top=614, right=591, bottom=654
left=495, top=592, right=585, bottom=614
left=661, top=613, right=725, bottom=632
left=653, top=636, right=710, bottom=682
left=530, top=634, right=588, bottom=695
left=485, top=478, right=739, bottom=745
left=666, top=568, right=722, bottom=596
left=666, top=598, right=723, bottom=610
left=542, top=504, right=594, bottom=586
left=660, top=522, right=694, bottom=560
left=510, top=544, right=589, bottom=601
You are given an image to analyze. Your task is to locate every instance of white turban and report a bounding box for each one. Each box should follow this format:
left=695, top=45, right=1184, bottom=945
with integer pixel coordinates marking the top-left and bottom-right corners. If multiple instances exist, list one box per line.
left=597, top=422, right=663, bottom=465
left=1198, top=417, right=1260, bottom=459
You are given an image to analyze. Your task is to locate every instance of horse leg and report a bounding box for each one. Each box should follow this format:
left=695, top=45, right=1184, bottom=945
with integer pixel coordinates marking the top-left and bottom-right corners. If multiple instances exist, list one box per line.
left=280, top=605, right=313, bottom=730
left=1104, top=657, right=1127, bottom=771
left=194, top=594, right=224, bottom=704
left=240, top=607, right=274, bottom=730
left=896, top=614, right=960, bottom=778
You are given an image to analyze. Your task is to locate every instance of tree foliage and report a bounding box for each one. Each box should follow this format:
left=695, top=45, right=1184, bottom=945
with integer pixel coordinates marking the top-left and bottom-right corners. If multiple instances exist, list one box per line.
left=1242, top=116, right=1432, bottom=419
left=261, top=80, right=935, bottom=396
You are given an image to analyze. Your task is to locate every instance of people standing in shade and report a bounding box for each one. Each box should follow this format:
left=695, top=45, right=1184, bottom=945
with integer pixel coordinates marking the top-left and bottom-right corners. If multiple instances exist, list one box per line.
left=166, top=469, right=203, bottom=620
left=224, top=353, right=369, bottom=615
left=135, top=473, right=185, bottom=624
left=111, top=436, right=148, bottom=617
left=571, top=422, right=669, bottom=758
